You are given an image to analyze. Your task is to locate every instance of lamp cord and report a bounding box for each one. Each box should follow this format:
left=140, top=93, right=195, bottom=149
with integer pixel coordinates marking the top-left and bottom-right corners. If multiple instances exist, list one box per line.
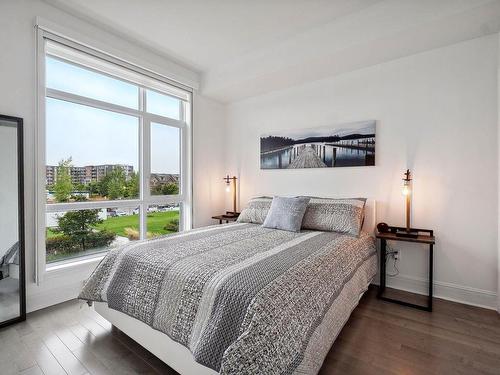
left=385, top=245, right=400, bottom=277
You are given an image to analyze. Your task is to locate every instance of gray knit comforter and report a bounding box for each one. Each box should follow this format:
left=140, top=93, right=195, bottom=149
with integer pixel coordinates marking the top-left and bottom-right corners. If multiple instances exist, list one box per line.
left=79, top=223, right=376, bottom=375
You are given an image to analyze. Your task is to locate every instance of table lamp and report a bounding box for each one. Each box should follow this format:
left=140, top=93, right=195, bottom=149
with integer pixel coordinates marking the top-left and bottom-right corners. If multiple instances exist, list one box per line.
left=396, top=169, right=418, bottom=238
left=223, top=175, right=238, bottom=216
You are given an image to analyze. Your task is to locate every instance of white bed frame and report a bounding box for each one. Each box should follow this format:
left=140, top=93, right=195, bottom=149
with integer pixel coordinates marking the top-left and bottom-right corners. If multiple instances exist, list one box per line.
left=95, top=302, right=218, bottom=375
left=95, top=199, right=376, bottom=375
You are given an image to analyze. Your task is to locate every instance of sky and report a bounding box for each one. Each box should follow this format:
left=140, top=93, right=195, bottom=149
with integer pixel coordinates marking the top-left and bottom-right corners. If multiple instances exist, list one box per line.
left=261, top=120, right=376, bottom=140
left=46, top=57, right=180, bottom=174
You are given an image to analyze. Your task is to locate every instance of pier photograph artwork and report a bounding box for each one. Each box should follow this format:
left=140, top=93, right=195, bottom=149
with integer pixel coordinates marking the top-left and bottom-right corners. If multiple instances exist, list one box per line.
left=260, top=120, right=376, bottom=169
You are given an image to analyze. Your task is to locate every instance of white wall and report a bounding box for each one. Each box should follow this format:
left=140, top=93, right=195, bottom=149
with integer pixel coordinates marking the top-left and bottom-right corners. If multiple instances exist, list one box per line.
left=226, top=35, right=499, bottom=309
left=192, top=93, right=227, bottom=227
left=0, top=0, right=226, bottom=311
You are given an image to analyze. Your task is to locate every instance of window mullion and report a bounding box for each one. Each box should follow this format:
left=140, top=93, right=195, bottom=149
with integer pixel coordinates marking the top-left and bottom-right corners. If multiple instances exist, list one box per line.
left=46, top=88, right=141, bottom=118
left=143, top=113, right=185, bottom=128
left=46, top=199, right=142, bottom=213
left=140, top=88, right=150, bottom=240
left=180, top=99, right=192, bottom=231
left=46, top=88, right=185, bottom=127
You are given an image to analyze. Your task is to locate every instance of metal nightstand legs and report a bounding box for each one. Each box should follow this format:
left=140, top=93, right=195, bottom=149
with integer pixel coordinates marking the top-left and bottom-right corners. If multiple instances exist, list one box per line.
left=428, top=243, right=433, bottom=311
left=377, top=238, right=434, bottom=312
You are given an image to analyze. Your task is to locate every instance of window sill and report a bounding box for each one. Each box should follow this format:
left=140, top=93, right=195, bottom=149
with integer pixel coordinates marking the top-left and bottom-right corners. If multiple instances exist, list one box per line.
left=46, top=253, right=105, bottom=273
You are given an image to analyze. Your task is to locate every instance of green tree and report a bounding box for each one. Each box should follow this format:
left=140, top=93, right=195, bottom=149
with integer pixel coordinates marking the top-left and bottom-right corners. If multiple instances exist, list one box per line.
left=88, top=181, right=100, bottom=196
left=152, top=184, right=163, bottom=195
left=152, top=182, right=179, bottom=195
left=54, top=158, right=73, bottom=203
left=107, top=167, right=126, bottom=200
left=125, top=171, right=139, bottom=198
left=97, top=174, right=110, bottom=197
left=55, top=208, right=102, bottom=250
left=162, top=182, right=179, bottom=195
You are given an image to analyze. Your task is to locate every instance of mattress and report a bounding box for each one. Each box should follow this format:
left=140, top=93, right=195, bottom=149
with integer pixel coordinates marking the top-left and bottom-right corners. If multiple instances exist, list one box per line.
left=80, top=222, right=377, bottom=375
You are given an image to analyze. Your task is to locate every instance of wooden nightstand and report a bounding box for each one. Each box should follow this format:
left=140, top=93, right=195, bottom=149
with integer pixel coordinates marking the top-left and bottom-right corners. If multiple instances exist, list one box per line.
left=212, top=212, right=240, bottom=224
left=376, top=226, right=435, bottom=311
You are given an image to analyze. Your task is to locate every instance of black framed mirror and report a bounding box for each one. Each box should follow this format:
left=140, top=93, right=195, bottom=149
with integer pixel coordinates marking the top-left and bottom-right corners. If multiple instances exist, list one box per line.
left=0, top=114, right=25, bottom=328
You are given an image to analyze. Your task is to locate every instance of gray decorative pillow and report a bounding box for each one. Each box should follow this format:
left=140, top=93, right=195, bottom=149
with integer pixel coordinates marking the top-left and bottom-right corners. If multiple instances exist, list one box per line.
left=262, top=196, right=310, bottom=232
left=237, top=196, right=272, bottom=224
left=301, top=197, right=366, bottom=236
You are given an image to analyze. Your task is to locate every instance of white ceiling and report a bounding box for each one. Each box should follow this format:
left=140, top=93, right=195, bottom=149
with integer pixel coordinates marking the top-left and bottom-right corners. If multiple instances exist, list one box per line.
left=45, top=0, right=500, bottom=102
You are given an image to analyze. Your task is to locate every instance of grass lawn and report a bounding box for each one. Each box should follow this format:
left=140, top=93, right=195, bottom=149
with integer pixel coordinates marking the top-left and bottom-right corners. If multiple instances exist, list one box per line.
left=146, top=210, right=179, bottom=234
left=46, top=210, right=180, bottom=263
left=98, top=210, right=179, bottom=236
left=46, top=210, right=180, bottom=238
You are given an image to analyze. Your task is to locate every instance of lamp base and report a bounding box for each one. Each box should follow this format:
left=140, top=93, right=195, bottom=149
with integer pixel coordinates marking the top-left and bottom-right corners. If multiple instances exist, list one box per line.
left=223, top=211, right=240, bottom=218
left=395, top=230, right=419, bottom=239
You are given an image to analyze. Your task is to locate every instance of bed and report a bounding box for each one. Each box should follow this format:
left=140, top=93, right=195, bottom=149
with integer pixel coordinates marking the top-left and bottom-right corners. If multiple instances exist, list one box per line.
left=80, top=199, right=377, bottom=375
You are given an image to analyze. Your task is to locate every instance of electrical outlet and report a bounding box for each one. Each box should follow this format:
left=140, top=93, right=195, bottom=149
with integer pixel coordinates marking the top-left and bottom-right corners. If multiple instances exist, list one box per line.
left=389, top=249, right=400, bottom=260
left=387, top=246, right=401, bottom=261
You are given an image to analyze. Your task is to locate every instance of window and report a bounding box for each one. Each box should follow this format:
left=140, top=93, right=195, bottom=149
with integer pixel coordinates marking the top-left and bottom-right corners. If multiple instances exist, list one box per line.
left=38, top=39, right=192, bottom=267
left=150, top=122, right=180, bottom=195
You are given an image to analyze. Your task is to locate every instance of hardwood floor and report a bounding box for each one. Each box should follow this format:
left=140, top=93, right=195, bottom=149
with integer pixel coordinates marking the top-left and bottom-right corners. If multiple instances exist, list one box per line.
left=321, top=287, right=500, bottom=375
left=1, top=287, right=499, bottom=375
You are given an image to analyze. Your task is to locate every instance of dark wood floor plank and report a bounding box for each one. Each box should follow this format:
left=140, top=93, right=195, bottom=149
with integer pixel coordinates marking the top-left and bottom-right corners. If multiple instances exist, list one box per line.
left=20, top=333, right=67, bottom=375
left=18, top=366, right=44, bottom=375
left=0, top=358, right=20, bottom=375
left=3, top=287, right=500, bottom=375
left=354, top=305, right=500, bottom=356
left=42, top=304, right=87, bottom=353
left=359, top=296, right=500, bottom=344
left=109, top=327, right=178, bottom=375
left=73, top=314, right=160, bottom=375
left=42, top=334, right=88, bottom=375
left=0, top=324, right=38, bottom=372
left=71, top=346, right=113, bottom=375
left=86, top=337, right=158, bottom=375
left=67, top=323, right=98, bottom=345
left=322, top=349, right=398, bottom=375
left=341, top=307, right=500, bottom=374
left=320, top=287, right=500, bottom=375
left=18, top=307, right=89, bottom=375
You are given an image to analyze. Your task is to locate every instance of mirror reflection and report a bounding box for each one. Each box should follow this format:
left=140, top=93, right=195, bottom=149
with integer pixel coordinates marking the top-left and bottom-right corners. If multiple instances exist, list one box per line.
left=0, top=119, right=21, bottom=324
